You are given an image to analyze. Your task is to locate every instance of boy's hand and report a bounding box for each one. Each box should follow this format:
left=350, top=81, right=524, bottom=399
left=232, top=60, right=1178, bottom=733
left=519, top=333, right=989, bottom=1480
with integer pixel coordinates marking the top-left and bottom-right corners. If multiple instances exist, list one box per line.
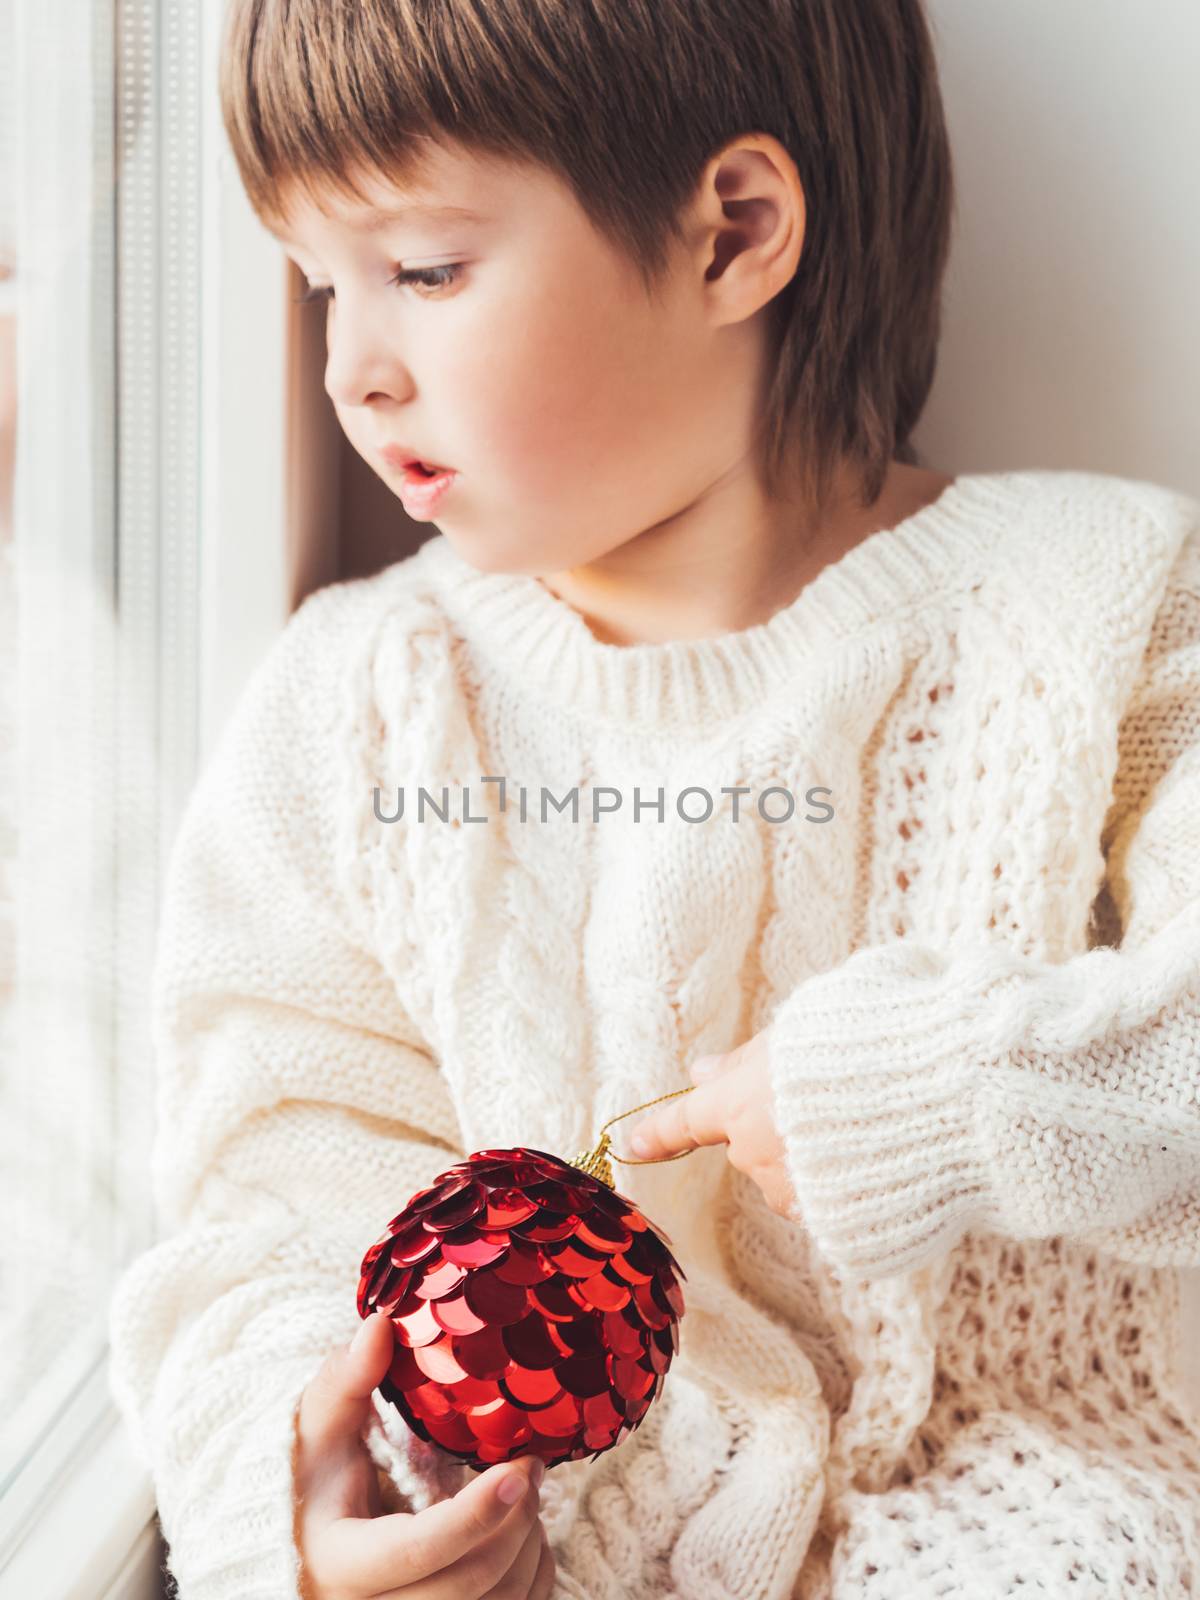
left=293, top=1311, right=556, bottom=1599
left=626, top=1028, right=800, bottom=1221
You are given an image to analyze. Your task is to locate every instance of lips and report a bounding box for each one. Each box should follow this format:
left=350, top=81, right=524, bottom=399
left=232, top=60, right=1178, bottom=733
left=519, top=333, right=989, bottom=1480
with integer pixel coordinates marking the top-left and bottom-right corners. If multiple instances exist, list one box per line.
left=396, top=462, right=457, bottom=521
left=380, top=442, right=453, bottom=475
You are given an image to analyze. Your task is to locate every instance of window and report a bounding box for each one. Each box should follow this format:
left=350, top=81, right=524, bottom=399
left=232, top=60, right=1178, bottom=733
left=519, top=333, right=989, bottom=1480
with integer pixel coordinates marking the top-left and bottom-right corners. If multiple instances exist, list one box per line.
left=0, top=4, right=290, bottom=1591
left=0, top=2, right=202, bottom=1585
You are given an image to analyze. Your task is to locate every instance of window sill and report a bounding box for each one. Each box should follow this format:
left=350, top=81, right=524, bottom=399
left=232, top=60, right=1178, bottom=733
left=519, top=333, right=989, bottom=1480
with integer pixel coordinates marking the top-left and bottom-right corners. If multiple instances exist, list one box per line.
left=0, top=1353, right=162, bottom=1599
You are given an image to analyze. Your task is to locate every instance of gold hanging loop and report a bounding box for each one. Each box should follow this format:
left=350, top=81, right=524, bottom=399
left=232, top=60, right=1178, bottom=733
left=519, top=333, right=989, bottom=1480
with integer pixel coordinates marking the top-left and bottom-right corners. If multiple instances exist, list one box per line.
left=566, top=1084, right=698, bottom=1190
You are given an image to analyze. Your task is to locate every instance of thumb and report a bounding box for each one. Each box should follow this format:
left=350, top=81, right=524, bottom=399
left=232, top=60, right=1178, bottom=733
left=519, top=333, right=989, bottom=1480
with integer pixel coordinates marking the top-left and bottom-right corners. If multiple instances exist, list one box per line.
left=298, top=1311, right=394, bottom=1454
left=348, top=1307, right=395, bottom=1375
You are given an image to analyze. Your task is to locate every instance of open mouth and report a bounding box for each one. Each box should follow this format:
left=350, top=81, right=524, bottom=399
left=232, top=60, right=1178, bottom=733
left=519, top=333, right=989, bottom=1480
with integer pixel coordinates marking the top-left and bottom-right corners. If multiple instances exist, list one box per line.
left=396, top=459, right=458, bottom=514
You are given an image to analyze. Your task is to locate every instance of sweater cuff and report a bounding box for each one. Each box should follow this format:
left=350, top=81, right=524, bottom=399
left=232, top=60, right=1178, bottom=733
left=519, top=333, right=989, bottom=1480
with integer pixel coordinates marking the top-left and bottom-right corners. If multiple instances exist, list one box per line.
left=365, top=1385, right=470, bottom=1512
left=766, top=941, right=1026, bottom=1281
left=153, top=1367, right=314, bottom=1600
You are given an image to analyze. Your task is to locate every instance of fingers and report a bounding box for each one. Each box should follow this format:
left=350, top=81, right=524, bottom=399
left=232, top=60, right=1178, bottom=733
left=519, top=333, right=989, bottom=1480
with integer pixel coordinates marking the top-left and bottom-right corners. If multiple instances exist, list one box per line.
left=526, top=1523, right=558, bottom=1600
left=627, top=1079, right=728, bottom=1161
left=296, top=1311, right=394, bottom=1474
left=476, top=1511, right=546, bottom=1599
left=297, top=1317, right=554, bottom=1597
left=342, top=1455, right=545, bottom=1596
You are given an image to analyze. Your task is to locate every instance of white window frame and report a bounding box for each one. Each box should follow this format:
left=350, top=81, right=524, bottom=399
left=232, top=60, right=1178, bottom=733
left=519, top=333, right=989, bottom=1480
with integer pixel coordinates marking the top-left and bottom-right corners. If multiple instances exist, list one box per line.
left=0, top=1, right=292, bottom=1592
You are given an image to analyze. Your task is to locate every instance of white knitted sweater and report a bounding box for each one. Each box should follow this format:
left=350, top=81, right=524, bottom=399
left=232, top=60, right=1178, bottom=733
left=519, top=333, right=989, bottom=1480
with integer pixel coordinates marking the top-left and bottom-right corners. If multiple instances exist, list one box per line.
left=108, top=468, right=1200, bottom=1599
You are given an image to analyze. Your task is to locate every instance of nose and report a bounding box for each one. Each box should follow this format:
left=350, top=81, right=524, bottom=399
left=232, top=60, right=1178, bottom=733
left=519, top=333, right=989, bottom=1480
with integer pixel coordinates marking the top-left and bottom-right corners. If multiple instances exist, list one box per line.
left=322, top=294, right=409, bottom=410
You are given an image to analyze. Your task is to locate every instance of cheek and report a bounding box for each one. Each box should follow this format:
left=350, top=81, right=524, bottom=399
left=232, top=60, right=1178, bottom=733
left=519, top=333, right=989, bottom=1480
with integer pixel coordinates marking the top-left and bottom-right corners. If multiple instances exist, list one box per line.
left=451, top=283, right=686, bottom=494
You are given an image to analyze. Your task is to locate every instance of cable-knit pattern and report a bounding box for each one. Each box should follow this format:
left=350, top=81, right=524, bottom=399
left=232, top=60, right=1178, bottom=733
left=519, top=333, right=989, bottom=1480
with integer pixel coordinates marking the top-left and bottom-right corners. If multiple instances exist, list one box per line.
left=108, top=468, right=1200, bottom=1597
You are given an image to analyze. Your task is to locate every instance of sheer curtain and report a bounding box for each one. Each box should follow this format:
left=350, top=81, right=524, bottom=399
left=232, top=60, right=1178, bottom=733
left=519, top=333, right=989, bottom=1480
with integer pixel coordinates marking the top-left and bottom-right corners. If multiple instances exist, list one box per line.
left=0, top=0, right=203, bottom=1578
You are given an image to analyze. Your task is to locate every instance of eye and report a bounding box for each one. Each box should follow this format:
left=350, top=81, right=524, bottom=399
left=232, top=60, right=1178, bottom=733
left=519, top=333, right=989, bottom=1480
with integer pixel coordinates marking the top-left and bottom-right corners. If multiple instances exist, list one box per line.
left=390, top=263, right=464, bottom=296
left=292, top=263, right=464, bottom=305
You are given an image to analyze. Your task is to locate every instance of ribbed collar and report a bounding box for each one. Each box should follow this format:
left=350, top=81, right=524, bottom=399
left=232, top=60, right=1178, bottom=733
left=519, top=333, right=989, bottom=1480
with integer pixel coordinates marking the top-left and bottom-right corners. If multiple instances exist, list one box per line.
left=416, top=470, right=1022, bottom=732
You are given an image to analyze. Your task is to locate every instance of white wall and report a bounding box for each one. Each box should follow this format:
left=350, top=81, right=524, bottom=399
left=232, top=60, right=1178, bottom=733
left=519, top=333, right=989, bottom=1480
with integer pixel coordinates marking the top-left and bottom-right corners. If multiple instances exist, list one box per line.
left=922, top=1, right=1199, bottom=487
left=919, top=0, right=1200, bottom=1404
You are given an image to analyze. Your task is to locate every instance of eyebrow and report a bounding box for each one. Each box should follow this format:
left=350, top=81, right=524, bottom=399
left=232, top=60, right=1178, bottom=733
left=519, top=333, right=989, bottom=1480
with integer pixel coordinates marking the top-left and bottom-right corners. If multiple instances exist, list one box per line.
left=268, top=203, right=485, bottom=244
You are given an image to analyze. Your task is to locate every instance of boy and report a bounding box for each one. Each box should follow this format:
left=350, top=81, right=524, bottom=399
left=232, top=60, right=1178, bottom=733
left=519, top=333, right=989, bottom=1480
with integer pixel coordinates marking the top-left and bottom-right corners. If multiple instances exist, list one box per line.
left=108, top=2, right=1200, bottom=1596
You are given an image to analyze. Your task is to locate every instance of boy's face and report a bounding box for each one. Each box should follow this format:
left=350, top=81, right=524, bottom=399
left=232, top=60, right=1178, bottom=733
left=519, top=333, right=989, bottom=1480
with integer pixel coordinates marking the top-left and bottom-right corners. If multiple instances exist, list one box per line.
left=270, top=138, right=774, bottom=578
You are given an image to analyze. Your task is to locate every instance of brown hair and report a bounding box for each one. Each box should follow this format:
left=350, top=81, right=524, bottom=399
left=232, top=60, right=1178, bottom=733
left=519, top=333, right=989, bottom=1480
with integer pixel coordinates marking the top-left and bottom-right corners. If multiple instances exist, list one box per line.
left=220, top=0, right=955, bottom=522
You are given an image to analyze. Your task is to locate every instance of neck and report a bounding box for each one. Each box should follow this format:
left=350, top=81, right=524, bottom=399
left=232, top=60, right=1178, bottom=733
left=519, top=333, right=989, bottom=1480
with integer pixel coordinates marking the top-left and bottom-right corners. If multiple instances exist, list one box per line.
left=537, top=459, right=957, bottom=648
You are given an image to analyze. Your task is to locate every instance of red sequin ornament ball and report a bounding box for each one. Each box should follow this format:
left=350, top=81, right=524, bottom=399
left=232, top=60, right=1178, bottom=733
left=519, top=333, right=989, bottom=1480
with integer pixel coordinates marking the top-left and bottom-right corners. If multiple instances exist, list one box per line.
left=356, top=1145, right=687, bottom=1472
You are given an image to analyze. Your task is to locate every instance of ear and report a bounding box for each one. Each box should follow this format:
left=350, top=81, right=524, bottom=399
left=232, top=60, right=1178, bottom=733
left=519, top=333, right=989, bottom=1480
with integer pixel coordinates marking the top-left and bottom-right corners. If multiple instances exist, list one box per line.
left=687, top=133, right=806, bottom=326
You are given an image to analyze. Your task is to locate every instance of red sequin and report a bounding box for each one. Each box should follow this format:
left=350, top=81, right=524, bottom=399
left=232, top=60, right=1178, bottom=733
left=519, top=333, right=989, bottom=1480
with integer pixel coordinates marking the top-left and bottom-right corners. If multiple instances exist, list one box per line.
left=357, top=1146, right=686, bottom=1472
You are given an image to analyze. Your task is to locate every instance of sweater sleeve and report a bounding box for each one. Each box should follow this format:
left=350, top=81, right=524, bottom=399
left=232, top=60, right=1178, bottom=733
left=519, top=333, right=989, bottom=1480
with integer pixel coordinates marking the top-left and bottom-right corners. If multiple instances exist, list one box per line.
left=766, top=515, right=1200, bottom=1284
left=105, top=581, right=468, bottom=1600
